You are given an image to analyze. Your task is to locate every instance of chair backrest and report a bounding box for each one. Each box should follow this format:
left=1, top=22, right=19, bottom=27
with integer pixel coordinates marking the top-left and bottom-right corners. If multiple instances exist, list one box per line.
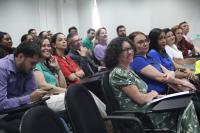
left=20, top=106, right=68, bottom=133
left=101, top=71, right=154, bottom=132
left=0, top=120, right=19, bottom=133
left=65, top=84, right=108, bottom=133
left=101, top=71, right=121, bottom=114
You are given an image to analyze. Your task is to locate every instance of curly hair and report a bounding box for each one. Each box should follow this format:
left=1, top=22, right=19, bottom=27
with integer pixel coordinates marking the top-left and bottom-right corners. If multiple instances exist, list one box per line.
left=104, top=37, right=133, bottom=69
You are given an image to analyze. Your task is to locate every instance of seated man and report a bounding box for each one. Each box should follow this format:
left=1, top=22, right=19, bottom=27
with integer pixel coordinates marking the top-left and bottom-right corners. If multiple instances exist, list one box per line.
left=67, top=33, right=103, bottom=77
left=0, top=42, right=46, bottom=111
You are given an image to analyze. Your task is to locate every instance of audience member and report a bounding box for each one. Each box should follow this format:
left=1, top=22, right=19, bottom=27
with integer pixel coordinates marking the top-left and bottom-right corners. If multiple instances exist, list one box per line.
left=179, top=21, right=192, bottom=43
left=34, top=38, right=66, bottom=112
left=28, top=29, right=37, bottom=40
left=116, top=25, right=126, bottom=37
left=38, top=31, right=50, bottom=40
left=0, top=42, right=46, bottom=111
left=51, top=33, right=85, bottom=84
left=148, top=28, right=195, bottom=80
left=68, top=26, right=78, bottom=34
left=82, top=28, right=95, bottom=51
left=67, top=33, right=100, bottom=77
left=172, top=25, right=196, bottom=58
left=21, top=34, right=33, bottom=43
left=47, top=30, right=53, bottom=38
left=0, top=32, right=15, bottom=59
left=179, top=21, right=200, bottom=54
left=34, top=37, right=106, bottom=115
left=94, top=27, right=108, bottom=65
left=105, top=37, right=200, bottom=133
left=163, top=28, right=184, bottom=60
left=129, top=31, right=195, bottom=94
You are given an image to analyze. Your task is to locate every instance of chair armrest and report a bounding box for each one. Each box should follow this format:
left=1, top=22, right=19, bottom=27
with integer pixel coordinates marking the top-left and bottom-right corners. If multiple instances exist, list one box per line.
left=104, top=115, right=175, bottom=133
left=110, top=110, right=153, bottom=115
left=0, top=96, right=49, bottom=115
left=80, top=75, right=102, bottom=84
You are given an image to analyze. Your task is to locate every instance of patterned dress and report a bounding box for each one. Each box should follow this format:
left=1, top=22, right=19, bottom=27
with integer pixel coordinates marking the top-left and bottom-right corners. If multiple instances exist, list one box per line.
left=109, top=67, right=200, bottom=133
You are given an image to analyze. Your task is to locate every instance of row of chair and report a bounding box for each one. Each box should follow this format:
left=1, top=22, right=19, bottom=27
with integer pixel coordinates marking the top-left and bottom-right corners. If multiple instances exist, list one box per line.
left=0, top=84, right=144, bottom=133
left=1, top=70, right=191, bottom=133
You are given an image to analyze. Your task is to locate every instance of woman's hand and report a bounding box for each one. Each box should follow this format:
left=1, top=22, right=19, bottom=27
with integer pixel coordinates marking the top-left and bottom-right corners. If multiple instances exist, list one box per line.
left=48, top=56, right=60, bottom=69
left=180, top=80, right=196, bottom=91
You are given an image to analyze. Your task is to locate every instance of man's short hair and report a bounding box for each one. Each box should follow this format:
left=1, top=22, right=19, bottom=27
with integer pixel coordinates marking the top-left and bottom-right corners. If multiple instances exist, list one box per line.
left=28, top=29, right=36, bottom=34
left=116, top=25, right=125, bottom=33
left=68, top=26, right=78, bottom=34
left=66, top=32, right=78, bottom=46
left=14, top=41, right=42, bottom=58
left=87, top=28, right=95, bottom=34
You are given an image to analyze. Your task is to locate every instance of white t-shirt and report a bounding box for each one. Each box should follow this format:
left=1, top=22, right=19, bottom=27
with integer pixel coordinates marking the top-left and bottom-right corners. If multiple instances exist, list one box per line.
left=165, top=44, right=183, bottom=59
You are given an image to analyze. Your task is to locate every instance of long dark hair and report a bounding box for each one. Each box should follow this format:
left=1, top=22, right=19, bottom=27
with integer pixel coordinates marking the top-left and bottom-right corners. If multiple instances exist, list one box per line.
left=38, top=38, right=58, bottom=74
left=149, top=28, right=167, bottom=56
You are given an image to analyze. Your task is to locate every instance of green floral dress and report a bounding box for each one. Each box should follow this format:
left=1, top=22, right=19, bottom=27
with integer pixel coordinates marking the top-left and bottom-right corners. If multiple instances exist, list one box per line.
left=109, top=67, right=200, bottom=133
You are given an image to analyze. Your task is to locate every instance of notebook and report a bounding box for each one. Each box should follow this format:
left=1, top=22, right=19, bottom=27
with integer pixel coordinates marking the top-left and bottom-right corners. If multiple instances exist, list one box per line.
left=152, top=96, right=191, bottom=112
left=147, top=91, right=191, bottom=105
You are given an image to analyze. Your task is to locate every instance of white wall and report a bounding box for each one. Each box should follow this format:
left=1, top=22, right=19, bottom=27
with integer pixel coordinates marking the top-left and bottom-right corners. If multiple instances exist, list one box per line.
left=97, top=0, right=151, bottom=40
left=77, top=0, right=200, bottom=41
left=0, top=0, right=200, bottom=46
left=0, top=0, right=40, bottom=46
left=77, top=0, right=93, bottom=37
left=0, top=0, right=79, bottom=47
left=149, top=0, right=200, bottom=39
left=62, top=0, right=79, bottom=35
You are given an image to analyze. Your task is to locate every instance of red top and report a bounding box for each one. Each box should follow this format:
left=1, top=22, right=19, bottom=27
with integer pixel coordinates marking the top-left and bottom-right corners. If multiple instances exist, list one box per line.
left=54, top=55, right=82, bottom=84
left=177, top=37, right=194, bottom=58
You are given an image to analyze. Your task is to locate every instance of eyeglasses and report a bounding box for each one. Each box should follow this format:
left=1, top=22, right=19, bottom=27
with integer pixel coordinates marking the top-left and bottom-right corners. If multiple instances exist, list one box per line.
left=136, top=39, right=149, bottom=45
left=122, top=47, right=134, bottom=53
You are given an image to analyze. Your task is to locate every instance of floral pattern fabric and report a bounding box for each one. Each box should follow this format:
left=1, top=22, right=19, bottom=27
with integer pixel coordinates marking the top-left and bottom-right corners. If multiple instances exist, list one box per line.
left=109, top=67, right=200, bottom=132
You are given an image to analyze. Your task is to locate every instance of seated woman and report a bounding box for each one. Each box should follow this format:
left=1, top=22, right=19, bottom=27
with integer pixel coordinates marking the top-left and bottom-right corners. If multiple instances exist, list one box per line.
left=51, top=32, right=84, bottom=85
left=148, top=28, right=195, bottom=80
left=93, top=27, right=108, bottom=65
left=34, top=38, right=106, bottom=116
left=172, top=25, right=199, bottom=58
left=0, top=31, right=15, bottom=59
left=34, top=38, right=67, bottom=112
left=21, top=34, right=34, bottom=43
left=129, top=31, right=196, bottom=94
left=163, top=28, right=196, bottom=65
left=105, top=37, right=200, bottom=132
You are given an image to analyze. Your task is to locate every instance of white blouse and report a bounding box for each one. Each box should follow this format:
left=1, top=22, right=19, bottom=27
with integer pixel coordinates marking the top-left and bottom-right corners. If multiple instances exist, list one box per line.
left=165, top=44, right=183, bottom=59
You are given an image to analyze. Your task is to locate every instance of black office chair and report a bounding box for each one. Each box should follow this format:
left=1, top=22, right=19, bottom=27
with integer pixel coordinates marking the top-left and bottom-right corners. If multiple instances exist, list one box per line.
left=101, top=71, right=176, bottom=133
left=0, top=97, right=50, bottom=130
left=0, top=120, right=19, bottom=133
left=65, top=84, right=145, bottom=133
left=20, top=106, right=70, bottom=133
